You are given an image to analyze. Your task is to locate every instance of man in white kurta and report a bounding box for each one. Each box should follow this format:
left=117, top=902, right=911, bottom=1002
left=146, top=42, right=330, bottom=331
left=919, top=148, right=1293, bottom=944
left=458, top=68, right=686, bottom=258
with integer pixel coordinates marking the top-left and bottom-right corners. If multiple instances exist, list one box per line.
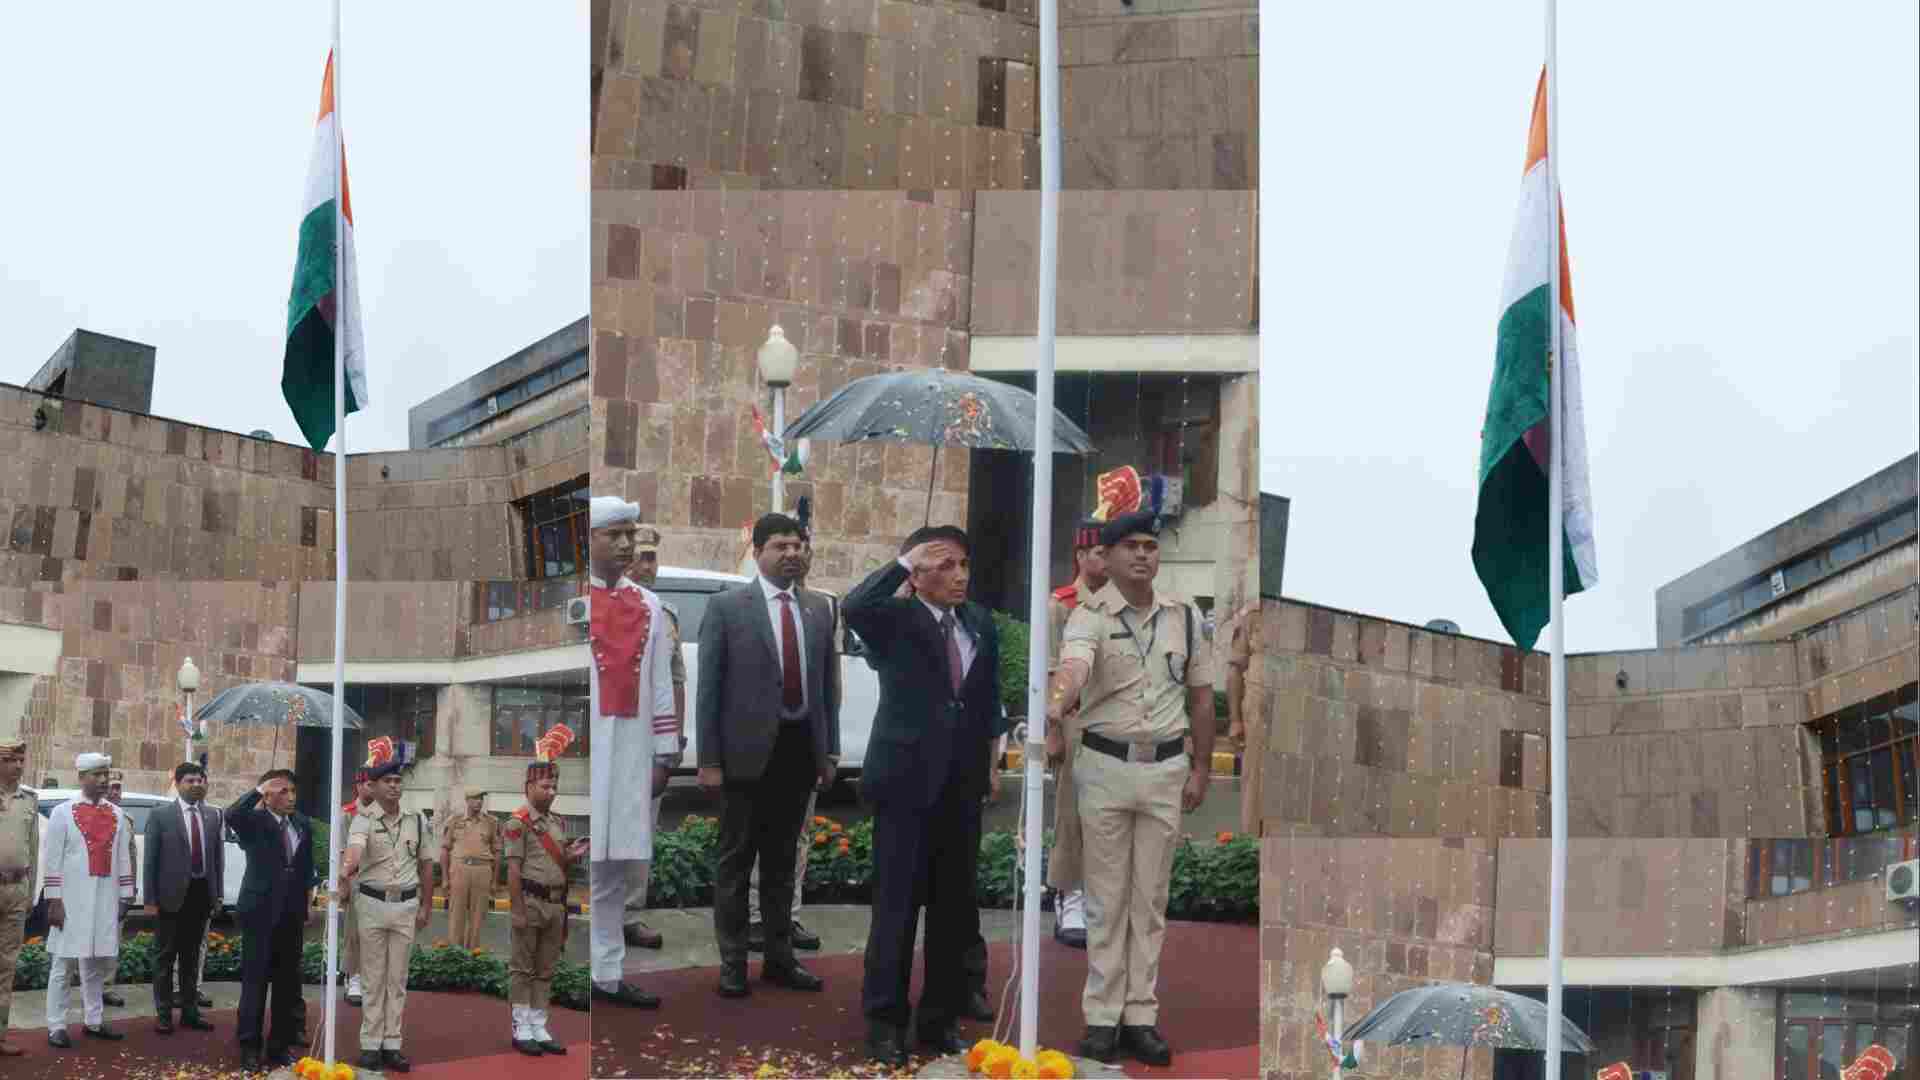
left=588, top=496, right=677, bottom=1008
left=43, top=753, right=134, bottom=1046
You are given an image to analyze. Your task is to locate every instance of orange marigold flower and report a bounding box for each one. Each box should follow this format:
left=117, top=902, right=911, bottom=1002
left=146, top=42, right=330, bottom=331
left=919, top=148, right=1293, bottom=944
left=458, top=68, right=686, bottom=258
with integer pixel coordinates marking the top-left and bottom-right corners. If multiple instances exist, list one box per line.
left=1216, top=831, right=1234, bottom=844
left=967, top=1039, right=999, bottom=1071
left=814, top=831, right=829, bottom=845
left=1011, top=1058, right=1040, bottom=1079
left=812, top=815, right=829, bottom=826
left=984, top=1046, right=1021, bottom=1079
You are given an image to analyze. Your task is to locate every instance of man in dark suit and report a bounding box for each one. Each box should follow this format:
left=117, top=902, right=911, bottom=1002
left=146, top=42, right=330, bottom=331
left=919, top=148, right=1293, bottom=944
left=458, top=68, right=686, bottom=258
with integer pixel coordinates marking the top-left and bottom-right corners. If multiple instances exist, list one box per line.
left=143, top=762, right=224, bottom=1035
left=697, top=512, right=838, bottom=999
left=226, top=769, right=316, bottom=1069
left=844, top=525, right=1005, bottom=1066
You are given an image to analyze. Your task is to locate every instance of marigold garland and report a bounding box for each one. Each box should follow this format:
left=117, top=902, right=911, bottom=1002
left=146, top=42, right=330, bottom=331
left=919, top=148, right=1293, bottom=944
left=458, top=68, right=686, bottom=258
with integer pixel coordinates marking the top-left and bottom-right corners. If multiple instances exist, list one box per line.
left=967, top=1039, right=1075, bottom=1080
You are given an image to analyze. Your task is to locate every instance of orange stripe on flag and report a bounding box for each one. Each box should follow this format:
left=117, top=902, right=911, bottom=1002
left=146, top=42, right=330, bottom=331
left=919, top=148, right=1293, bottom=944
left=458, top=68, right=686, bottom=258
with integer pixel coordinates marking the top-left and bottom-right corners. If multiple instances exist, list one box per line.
left=1524, top=66, right=1575, bottom=324
left=319, top=51, right=335, bottom=123
left=317, top=51, right=354, bottom=227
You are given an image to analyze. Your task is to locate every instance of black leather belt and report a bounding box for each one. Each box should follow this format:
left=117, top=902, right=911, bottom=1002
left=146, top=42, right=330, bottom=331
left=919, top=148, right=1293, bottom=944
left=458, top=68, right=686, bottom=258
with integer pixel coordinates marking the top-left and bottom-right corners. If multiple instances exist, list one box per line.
left=1082, top=730, right=1184, bottom=764
left=359, top=884, right=419, bottom=903
left=519, top=880, right=560, bottom=902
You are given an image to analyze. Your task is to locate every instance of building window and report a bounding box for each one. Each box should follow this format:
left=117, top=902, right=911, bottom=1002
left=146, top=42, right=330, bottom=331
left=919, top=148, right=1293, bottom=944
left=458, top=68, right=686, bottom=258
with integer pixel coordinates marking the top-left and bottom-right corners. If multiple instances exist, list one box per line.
left=1747, top=831, right=1920, bottom=899
left=1778, top=991, right=1916, bottom=1080
left=491, top=685, right=589, bottom=757
left=475, top=576, right=583, bottom=624
left=1682, top=501, right=1919, bottom=638
left=518, top=476, right=589, bottom=580
left=1817, top=683, right=1919, bottom=836
left=342, top=685, right=438, bottom=760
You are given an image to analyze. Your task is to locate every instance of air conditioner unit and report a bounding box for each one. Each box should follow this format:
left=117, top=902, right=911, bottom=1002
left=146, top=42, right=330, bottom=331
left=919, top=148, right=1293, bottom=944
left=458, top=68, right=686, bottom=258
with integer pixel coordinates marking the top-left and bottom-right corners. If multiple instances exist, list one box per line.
left=1887, top=858, right=1920, bottom=903
left=486, top=395, right=500, bottom=417
left=566, top=597, right=589, bottom=626
left=1636, top=1072, right=1668, bottom=1080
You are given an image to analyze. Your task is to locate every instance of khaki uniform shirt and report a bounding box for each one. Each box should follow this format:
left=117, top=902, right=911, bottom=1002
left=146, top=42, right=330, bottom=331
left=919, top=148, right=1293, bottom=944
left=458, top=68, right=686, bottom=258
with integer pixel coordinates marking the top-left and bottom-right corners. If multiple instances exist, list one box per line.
left=1060, top=581, right=1217, bottom=745
left=0, top=786, right=36, bottom=877
left=347, top=802, right=426, bottom=891
left=662, top=601, right=687, bottom=687
left=1046, top=581, right=1097, bottom=671
left=444, top=812, right=498, bottom=863
left=504, top=808, right=567, bottom=889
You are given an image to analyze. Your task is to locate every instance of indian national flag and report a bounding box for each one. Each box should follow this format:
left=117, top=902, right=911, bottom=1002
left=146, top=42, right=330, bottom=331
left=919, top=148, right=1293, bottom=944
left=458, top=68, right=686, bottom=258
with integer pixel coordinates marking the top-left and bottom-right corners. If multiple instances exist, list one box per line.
left=282, top=50, right=368, bottom=453
left=1472, top=68, right=1598, bottom=651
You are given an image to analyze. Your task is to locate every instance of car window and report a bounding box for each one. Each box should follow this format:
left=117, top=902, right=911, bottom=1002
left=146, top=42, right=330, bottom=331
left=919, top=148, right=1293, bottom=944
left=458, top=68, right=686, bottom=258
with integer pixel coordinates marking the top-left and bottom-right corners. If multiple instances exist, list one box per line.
left=653, top=588, right=714, bottom=642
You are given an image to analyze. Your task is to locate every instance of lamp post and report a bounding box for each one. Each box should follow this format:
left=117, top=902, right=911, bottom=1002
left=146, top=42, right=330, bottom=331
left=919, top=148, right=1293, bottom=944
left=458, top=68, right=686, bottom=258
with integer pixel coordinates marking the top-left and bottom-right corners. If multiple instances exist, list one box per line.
left=177, top=657, right=202, bottom=766
left=757, top=325, right=798, bottom=513
left=1322, top=946, right=1353, bottom=1080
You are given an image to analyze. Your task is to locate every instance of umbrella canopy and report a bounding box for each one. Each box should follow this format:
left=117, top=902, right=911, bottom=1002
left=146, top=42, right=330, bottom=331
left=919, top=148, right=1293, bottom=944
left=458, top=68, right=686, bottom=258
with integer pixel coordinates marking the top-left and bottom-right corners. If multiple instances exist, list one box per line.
left=1343, top=984, right=1596, bottom=1054
left=194, top=682, right=365, bottom=730
left=783, top=369, right=1095, bottom=455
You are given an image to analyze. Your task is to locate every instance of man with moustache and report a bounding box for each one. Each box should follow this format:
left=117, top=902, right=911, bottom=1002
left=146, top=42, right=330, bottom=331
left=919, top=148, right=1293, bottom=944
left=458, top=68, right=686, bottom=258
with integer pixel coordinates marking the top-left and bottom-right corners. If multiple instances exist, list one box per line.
left=337, top=754, right=432, bottom=1072
left=587, top=496, right=676, bottom=1009
left=697, top=512, right=837, bottom=999
left=845, top=526, right=1004, bottom=1066
left=1046, top=511, right=1214, bottom=1068
left=227, top=769, right=318, bottom=1069
left=0, top=739, right=36, bottom=1057
left=341, top=768, right=374, bottom=1006
left=43, top=753, right=135, bottom=1048
left=1043, top=518, right=1109, bottom=950
left=143, top=762, right=224, bottom=1036
left=440, top=787, right=499, bottom=950
left=620, top=522, right=681, bottom=953
left=506, top=731, right=588, bottom=1055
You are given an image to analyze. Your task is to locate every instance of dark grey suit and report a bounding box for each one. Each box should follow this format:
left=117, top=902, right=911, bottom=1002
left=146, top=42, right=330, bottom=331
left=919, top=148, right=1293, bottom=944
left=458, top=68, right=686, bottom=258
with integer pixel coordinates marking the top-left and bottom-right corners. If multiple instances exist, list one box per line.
left=143, top=798, right=226, bottom=1019
left=696, top=577, right=841, bottom=968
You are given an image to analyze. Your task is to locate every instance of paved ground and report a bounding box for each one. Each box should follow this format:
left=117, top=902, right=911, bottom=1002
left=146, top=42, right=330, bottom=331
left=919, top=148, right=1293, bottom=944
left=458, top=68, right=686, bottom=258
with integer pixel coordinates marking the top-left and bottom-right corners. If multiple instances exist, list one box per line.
left=594, top=911, right=1258, bottom=1079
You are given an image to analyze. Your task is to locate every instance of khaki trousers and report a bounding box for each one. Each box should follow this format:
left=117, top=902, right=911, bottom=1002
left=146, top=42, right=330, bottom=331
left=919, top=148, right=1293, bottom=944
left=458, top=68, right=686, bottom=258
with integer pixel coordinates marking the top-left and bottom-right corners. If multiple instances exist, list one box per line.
left=1046, top=710, right=1085, bottom=891
left=0, top=880, right=27, bottom=1030
left=1074, top=745, right=1184, bottom=1028
left=509, top=895, right=567, bottom=1011
left=355, top=892, right=419, bottom=1051
left=343, top=895, right=359, bottom=976
left=447, top=862, right=492, bottom=948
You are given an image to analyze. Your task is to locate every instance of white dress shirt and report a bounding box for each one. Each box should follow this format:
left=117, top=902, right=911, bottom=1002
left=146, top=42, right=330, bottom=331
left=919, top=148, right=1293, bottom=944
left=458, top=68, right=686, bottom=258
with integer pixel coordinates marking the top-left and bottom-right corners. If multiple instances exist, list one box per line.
left=758, top=575, right=810, bottom=710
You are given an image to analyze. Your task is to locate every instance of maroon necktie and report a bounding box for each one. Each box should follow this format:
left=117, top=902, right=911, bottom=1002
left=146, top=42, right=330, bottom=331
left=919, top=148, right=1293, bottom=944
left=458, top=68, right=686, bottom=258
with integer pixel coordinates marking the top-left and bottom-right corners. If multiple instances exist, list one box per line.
left=779, top=594, right=803, bottom=710
left=943, top=612, right=964, bottom=696
left=189, top=806, right=204, bottom=875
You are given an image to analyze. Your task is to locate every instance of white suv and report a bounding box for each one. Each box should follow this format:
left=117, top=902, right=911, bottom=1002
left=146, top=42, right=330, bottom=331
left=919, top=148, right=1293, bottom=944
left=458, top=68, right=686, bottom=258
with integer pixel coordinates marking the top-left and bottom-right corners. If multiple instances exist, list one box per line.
left=28, top=789, right=248, bottom=937
left=650, top=568, right=880, bottom=781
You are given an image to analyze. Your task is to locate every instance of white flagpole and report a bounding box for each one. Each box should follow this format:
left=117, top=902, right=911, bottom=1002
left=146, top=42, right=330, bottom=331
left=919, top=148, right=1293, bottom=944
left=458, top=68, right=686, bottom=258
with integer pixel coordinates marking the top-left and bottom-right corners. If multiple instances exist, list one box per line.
left=1020, top=0, right=1062, bottom=1058
left=323, top=0, right=348, bottom=1067
left=1543, top=0, right=1568, bottom=1076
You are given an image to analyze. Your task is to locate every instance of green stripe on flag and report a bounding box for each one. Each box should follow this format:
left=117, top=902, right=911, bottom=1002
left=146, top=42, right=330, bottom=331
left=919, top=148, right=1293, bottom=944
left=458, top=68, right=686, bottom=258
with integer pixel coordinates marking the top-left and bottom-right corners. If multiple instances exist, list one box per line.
left=282, top=199, right=360, bottom=451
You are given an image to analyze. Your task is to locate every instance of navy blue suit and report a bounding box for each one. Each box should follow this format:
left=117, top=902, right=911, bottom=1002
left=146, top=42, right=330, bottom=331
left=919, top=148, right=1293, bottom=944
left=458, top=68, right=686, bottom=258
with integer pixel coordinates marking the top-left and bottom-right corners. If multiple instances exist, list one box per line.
left=225, top=790, right=316, bottom=1055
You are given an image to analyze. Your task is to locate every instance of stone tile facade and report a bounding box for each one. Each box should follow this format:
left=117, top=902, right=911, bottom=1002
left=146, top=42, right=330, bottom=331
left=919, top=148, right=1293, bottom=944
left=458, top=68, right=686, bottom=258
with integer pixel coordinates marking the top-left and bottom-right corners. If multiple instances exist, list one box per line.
left=970, top=190, right=1254, bottom=334
left=295, top=582, right=582, bottom=663
left=1261, top=836, right=1498, bottom=1080
left=595, top=0, right=1040, bottom=191
left=591, top=189, right=977, bottom=592
left=1059, top=3, right=1257, bottom=189
left=1242, top=587, right=1920, bottom=839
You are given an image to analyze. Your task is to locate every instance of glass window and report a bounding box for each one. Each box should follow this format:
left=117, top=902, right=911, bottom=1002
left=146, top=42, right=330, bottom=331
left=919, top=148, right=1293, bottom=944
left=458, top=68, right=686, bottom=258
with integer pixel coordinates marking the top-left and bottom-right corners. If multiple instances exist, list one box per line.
left=652, top=583, right=717, bottom=642
left=491, top=685, right=589, bottom=757
left=1830, top=531, right=1870, bottom=567
left=1879, top=509, right=1918, bottom=545
left=1784, top=553, right=1826, bottom=592
left=1742, top=578, right=1775, bottom=613
left=519, top=476, right=589, bottom=581
left=1817, top=683, right=1920, bottom=837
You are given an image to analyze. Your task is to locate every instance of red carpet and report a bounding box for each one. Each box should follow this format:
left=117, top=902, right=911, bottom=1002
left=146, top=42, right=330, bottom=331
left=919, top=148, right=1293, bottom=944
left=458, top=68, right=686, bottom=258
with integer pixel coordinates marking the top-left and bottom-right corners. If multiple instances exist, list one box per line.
left=3, top=992, right=586, bottom=1078
left=594, top=921, right=1258, bottom=1079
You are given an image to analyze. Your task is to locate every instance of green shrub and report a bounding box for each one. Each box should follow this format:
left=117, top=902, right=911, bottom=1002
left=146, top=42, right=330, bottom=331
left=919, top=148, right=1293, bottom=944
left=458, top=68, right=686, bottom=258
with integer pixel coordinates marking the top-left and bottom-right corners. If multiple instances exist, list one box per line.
left=641, top=815, right=1255, bottom=924
left=992, top=610, right=1032, bottom=720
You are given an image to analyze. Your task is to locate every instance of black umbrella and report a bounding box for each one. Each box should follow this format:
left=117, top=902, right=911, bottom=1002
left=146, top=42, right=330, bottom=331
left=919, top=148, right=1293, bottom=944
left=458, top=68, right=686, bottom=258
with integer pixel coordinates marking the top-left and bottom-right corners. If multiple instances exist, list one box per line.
left=195, top=681, right=365, bottom=771
left=783, top=368, right=1095, bottom=524
left=1342, top=983, right=1596, bottom=1079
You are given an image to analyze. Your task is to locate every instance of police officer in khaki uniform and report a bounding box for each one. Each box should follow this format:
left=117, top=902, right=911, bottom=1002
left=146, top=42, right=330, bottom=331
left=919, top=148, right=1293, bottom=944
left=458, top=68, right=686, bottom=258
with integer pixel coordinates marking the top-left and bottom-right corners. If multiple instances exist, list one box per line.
left=0, top=739, right=36, bottom=1057
left=440, top=788, right=498, bottom=949
left=1046, top=511, right=1214, bottom=1070
left=338, top=759, right=431, bottom=1073
left=622, top=523, right=681, bottom=951
left=507, top=748, right=586, bottom=1055
left=1043, top=518, right=1108, bottom=950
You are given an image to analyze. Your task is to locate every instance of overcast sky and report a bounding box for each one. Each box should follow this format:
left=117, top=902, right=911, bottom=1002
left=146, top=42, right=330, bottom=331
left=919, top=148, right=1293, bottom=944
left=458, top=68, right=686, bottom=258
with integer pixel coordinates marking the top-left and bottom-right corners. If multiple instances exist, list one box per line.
left=1261, top=0, right=1919, bottom=652
left=1, top=2, right=587, bottom=453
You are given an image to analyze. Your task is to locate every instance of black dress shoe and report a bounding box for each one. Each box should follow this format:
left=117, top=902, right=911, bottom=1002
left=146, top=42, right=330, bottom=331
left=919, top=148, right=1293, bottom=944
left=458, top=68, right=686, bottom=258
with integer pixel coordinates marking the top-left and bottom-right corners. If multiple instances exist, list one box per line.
left=966, top=989, right=995, bottom=1022
left=917, top=1024, right=968, bottom=1055
left=102, top=991, right=127, bottom=1008
left=762, top=962, right=823, bottom=992
left=237, top=1047, right=261, bottom=1068
left=866, top=1024, right=908, bottom=1066
left=594, top=982, right=662, bottom=1008
left=538, top=1039, right=567, bottom=1054
left=265, top=1050, right=294, bottom=1067
left=1120, top=1025, right=1172, bottom=1067
left=48, top=1029, right=73, bottom=1049
left=1053, top=924, right=1088, bottom=949
left=1078, top=1024, right=1120, bottom=1063
left=625, top=922, right=664, bottom=949
left=359, top=1050, right=385, bottom=1070
left=717, top=964, right=751, bottom=998
left=789, top=921, right=822, bottom=951
left=83, top=1024, right=124, bottom=1040
left=383, top=1049, right=413, bottom=1072
left=156, top=1013, right=175, bottom=1035
left=745, top=921, right=766, bottom=952
left=514, top=1038, right=545, bottom=1056
left=180, top=1014, right=216, bottom=1032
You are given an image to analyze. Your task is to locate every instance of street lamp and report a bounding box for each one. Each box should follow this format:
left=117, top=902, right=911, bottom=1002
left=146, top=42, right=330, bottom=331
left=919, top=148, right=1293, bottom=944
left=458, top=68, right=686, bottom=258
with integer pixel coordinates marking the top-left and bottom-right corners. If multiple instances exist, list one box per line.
left=757, top=325, right=798, bottom=512
left=1322, top=946, right=1354, bottom=1079
left=177, top=657, right=202, bottom=766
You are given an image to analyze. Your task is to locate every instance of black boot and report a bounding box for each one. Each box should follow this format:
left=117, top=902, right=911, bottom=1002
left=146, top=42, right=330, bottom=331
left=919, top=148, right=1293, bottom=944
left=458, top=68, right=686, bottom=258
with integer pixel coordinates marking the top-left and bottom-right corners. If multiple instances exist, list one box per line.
left=1078, top=1024, right=1120, bottom=1063
left=1120, top=1024, right=1172, bottom=1067
left=866, top=1022, right=908, bottom=1066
